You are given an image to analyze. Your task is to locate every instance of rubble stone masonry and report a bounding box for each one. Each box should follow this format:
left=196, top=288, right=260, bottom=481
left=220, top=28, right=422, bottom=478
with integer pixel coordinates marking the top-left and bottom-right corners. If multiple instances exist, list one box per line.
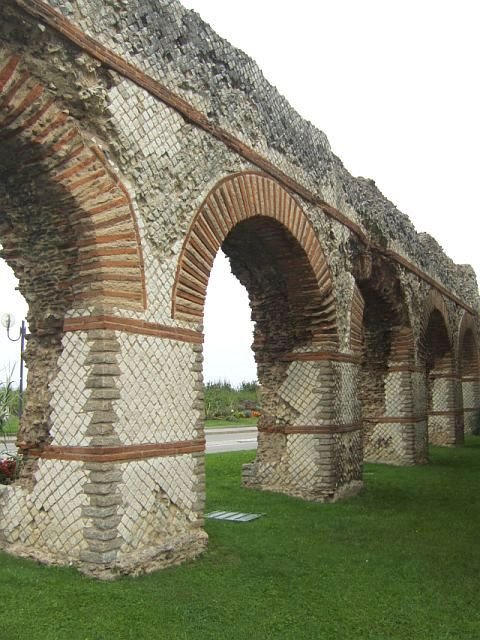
left=0, top=0, right=479, bottom=577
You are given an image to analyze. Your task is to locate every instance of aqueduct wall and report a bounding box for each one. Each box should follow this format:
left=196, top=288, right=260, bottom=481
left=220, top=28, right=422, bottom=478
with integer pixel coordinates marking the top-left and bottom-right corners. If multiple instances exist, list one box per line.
left=0, top=0, right=479, bottom=577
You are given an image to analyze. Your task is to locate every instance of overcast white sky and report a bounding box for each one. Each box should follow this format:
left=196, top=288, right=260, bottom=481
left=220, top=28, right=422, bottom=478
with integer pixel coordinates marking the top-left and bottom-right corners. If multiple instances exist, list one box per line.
left=1, top=0, right=479, bottom=386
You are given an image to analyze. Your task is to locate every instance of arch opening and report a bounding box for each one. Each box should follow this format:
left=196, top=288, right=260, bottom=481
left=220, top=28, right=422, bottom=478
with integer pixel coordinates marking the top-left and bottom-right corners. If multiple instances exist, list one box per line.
left=0, top=48, right=145, bottom=469
left=0, top=137, right=82, bottom=455
left=353, top=250, right=419, bottom=465
left=458, top=325, right=480, bottom=436
left=422, top=308, right=459, bottom=446
left=359, top=287, right=396, bottom=421
left=222, top=215, right=329, bottom=431
left=202, top=250, right=258, bottom=450
left=173, top=172, right=363, bottom=502
left=202, top=213, right=335, bottom=500
left=218, top=215, right=341, bottom=499
left=357, top=282, right=417, bottom=464
left=203, top=251, right=256, bottom=388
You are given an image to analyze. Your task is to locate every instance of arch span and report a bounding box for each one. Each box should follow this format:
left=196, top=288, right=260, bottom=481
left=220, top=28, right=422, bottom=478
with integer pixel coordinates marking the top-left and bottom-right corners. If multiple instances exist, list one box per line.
left=0, top=47, right=146, bottom=449
left=0, top=48, right=146, bottom=312
left=353, top=268, right=419, bottom=465
left=172, top=172, right=338, bottom=347
left=418, top=290, right=452, bottom=357
left=420, top=292, right=459, bottom=446
left=173, top=172, right=364, bottom=502
left=1, top=1, right=478, bottom=578
left=457, top=312, right=480, bottom=434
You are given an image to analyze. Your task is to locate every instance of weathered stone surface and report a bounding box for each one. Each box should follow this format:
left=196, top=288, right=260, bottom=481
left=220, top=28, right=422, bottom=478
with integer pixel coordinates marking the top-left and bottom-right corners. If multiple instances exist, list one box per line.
left=80, top=549, right=119, bottom=565
left=0, top=0, right=478, bottom=579
left=85, top=423, right=115, bottom=437
left=82, top=505, right=119, bottom=519
left=84, top=527, right=119, bottom=542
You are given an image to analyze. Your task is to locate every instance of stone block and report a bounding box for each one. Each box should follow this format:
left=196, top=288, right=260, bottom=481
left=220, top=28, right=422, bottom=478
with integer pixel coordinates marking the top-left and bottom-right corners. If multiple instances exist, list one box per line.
left=80, top=549, right=119, bottom=565
left=84, top=527, right=119, bottom=541
left=86, top=537, right=123, bottom=553
left=88, top=470, right=123, bottom=483
left=82, top=505, right=119, bottom=519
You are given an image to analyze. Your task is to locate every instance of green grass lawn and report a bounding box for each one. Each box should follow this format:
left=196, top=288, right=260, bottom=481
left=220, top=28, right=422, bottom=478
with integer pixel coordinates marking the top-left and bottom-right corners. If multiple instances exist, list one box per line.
left=204, top=417, right=258, bottom=428
left=1, top=439, right=480, bottom=639
left=1, top=415, right=18, bottom=435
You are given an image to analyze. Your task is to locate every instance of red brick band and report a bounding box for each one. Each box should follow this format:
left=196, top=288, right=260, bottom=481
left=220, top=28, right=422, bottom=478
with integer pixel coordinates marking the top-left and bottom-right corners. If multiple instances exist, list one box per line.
left=21, top=439, right=205, bottom=462
left=383, top=249, right=474, bottom=315
left=63, top=315, right=202, bottom=344
left=365, top=416, right=426, bottom=424
left=280, top=351, right=361, bottom=364
left=428, top=410, right=461, bottom=417
left=429, top=373, right=456, bottom=380
left=388, top=366, right=424, bottom=374
left=258, top=423, right=361, bottom=434
left=14, top=0, right=476, bottom=316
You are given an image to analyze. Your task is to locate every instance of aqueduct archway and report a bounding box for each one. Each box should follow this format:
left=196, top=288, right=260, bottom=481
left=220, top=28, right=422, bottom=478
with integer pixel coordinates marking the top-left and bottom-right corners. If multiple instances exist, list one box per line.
left=173, top=173, right=361, bottom=501
left=457, top=313, right=480, bottom=435
left=1, top=0, right=479, bottom=577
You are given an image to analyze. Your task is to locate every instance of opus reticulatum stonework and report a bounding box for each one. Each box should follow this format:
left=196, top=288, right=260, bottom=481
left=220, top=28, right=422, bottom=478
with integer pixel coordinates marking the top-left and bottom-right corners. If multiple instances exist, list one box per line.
left=0, top=0, right=478, bottom=577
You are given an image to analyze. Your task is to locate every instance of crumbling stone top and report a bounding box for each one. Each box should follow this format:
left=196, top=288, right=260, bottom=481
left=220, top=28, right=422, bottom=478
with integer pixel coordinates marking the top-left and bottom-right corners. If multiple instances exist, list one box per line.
left=43, top=0, right=477, bottom=302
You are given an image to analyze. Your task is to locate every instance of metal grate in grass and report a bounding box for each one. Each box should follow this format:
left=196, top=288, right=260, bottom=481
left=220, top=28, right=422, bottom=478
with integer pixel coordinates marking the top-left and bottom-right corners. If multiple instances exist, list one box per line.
left=206, top=510, right=264, bottom=523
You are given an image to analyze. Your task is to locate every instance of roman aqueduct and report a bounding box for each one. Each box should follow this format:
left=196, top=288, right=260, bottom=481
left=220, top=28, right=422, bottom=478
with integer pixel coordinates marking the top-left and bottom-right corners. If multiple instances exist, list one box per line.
left=0, top=0, right=479, bottom=576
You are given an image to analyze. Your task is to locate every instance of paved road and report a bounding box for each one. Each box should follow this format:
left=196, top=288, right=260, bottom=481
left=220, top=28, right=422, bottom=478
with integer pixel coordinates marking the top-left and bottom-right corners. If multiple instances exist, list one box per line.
left=205, top=427, right=258, bottom=453
left=1, top=428, right=258, bottom=457
left=1, top=438, right=16, bottom=456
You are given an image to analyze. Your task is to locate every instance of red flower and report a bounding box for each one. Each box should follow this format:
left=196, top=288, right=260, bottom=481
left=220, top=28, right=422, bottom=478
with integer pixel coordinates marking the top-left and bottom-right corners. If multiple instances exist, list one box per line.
left=0, top=458, right=16, bottom=478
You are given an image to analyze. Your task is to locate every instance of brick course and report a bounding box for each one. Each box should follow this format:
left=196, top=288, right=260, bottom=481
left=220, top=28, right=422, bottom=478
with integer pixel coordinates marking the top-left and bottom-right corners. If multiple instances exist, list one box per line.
left=0, top=0, right=479, bottom=577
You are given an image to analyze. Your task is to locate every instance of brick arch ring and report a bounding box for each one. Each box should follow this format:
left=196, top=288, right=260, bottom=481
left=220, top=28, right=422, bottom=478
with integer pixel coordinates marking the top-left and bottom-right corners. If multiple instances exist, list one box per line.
left=457, top=310, right=480, bottom=373
left=418, top=289, right=453, bottom=355
left=172, top=171, right=338, bottom=346
left=457, top=311, right=479, bottom=354
left=0, top=48, right=146, bottom=311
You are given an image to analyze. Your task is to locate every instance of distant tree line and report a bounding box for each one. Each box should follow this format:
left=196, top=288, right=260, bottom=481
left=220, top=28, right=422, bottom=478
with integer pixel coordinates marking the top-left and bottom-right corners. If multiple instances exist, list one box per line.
left=204, top=380, right=260, bottom=420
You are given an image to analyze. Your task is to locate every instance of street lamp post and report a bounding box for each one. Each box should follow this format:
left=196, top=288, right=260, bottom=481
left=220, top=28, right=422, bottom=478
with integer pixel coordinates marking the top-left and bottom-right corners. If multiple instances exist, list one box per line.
left=1, top=313, right=26, bottom=418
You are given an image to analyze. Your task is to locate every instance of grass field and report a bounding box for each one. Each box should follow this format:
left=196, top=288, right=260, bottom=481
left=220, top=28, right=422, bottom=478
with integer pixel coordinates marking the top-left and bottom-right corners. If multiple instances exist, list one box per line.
left=1, top=415, right=19, bottom=435
left=204, top=417, right=257, bottom=428
left=1, top=440, right=480, bottom=639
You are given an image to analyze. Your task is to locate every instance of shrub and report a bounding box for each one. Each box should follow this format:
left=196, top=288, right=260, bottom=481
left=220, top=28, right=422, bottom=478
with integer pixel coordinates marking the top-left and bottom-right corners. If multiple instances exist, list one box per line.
left=204, top=380, right=260, bottom=419
left=0, top=375, right=22, bottom=484
left=0, top=456, right=17, bottom=484
left=0, top=379, right=14, bottom=435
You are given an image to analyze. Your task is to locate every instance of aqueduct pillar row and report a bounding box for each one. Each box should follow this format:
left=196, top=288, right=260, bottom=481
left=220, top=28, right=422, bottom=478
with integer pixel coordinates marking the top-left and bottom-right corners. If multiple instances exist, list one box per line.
left=0, top=0, right=479, bottom=577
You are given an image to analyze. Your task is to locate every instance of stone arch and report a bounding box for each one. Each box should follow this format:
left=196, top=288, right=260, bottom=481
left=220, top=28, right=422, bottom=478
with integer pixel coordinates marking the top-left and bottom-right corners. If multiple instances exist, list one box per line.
left=173, top=172, right=363, bottom=502
left=0, top=49, right=146, bottom=311
left=360, top=292, right=417, bottom=464
left=418, top=290, right=452, bottom=357
left=419, top=291, right=460, bottom=446
left=456, top=311, right=479, bottom=371
left=172, top=171, right=338, bottom=347
left=457, top=312, right=480, bottom=434
left=0, top=48, right=145, bottom=451
left=352, top=253, right=419, bottom=464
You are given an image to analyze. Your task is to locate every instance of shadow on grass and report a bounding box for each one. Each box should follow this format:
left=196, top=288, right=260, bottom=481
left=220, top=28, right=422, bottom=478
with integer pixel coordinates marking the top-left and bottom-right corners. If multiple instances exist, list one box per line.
left=428, top=437, right=480, bottom=469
